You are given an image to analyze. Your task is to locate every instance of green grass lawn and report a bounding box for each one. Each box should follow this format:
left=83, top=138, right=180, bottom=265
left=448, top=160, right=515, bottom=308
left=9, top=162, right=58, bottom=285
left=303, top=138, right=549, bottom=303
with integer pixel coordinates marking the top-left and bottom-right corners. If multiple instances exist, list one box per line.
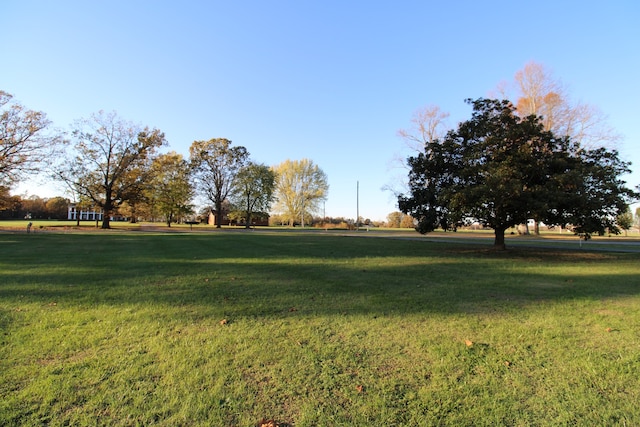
left=1, top=231, right=639, bottom=426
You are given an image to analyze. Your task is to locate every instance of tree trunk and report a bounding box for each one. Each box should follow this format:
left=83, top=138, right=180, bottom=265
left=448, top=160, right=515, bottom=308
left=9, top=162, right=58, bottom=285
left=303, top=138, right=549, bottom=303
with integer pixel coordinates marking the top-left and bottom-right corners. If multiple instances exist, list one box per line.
left=102, top=190, right=112, bottom=229
left=215, top=200, right=222, bottom=229
left=101, top=202, right=111, bottom=229
left=129, top=205, right=137, bottom=223
left=493, top=228, right=506, bottom=250
left=101, top=215, right=111, bottom=229
left=245, top=195, right=252, bottom=229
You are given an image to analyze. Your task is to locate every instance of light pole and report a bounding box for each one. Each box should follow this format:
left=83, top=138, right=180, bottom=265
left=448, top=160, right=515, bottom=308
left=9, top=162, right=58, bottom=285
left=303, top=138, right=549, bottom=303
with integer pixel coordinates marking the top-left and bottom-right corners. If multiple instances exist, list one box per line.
left=356, top=181, right=359, bottom=231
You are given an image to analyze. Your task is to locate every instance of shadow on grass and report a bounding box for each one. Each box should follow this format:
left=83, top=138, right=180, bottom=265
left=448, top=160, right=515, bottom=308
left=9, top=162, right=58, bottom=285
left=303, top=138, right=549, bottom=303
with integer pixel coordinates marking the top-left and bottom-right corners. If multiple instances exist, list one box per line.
left=1, top=232, right=639, bottom=319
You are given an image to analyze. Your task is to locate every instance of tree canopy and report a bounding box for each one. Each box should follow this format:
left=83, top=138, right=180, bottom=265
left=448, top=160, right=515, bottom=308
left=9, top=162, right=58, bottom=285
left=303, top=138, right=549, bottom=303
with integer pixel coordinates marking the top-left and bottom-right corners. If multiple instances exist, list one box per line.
left=189, top=138, right=249, bottom=228
left=273, top=159, right=328, bottom=227
left=0, top=91, right=62, bottom=191
left=147, top=151, right=194, bottom=226
left=510, top=61, right=620, bottom=150
left=399, top=98, right=637, bottom=249
left=230, top=162, right=276, bottom=228
left=55, top=111, right=166, bottom=228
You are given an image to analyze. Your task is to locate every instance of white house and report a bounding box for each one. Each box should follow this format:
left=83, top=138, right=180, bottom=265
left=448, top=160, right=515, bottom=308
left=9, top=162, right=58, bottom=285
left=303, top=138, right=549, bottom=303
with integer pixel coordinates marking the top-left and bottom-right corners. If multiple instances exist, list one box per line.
left=67, top=204, right=103, bottom=221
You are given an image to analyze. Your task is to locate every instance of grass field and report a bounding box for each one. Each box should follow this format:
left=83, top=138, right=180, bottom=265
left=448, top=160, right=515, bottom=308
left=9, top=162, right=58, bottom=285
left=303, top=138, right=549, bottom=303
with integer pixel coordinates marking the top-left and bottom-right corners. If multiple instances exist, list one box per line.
left=1, top=229, right=639, bottom=426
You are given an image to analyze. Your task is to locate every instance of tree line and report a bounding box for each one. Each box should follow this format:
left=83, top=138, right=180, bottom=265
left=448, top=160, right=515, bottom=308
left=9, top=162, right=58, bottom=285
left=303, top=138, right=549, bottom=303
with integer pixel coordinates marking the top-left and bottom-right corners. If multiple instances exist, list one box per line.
left=0, top=194, right=70, bottom=220
left=1, top=98, right=329, bottom=229
left=3, top=60, right=637, bottom=237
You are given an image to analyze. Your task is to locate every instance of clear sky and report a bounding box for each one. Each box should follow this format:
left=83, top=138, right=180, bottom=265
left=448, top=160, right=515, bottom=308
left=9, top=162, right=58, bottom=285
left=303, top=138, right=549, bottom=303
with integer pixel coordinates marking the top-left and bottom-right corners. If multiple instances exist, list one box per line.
left=2, top=1, right=639, bottom=221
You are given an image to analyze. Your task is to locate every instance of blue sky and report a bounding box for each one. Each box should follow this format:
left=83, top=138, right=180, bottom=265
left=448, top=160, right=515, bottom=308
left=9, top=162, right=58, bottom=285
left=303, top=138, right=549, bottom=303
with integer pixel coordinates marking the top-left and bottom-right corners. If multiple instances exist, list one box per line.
left=2, top=1, right=639, bottom=220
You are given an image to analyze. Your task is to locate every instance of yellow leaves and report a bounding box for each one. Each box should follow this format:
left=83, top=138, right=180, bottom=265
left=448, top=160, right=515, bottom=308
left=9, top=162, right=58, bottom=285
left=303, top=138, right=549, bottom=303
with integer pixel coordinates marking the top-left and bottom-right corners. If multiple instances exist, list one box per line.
left=272, top=158, right=329, bottom=226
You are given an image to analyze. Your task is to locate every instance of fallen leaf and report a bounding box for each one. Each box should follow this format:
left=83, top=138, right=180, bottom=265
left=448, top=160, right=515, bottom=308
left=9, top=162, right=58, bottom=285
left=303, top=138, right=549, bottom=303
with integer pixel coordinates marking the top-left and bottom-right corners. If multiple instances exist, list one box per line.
left=356, top=384, right=365, bottom=393
left=288, top=307, right=298, bottom=312
left=465, top=339, right=474, bottom=347
left=504, top=361, right=511, bottom=366
left=606, top=327, right=612, bottom=332
left=219, top=319, right=228, bottom=325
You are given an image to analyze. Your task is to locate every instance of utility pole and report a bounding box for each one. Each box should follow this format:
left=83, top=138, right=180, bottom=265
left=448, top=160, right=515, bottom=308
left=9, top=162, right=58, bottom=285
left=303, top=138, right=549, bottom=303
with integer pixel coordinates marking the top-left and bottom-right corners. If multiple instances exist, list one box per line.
left=356, top=180, right=360, bottom=231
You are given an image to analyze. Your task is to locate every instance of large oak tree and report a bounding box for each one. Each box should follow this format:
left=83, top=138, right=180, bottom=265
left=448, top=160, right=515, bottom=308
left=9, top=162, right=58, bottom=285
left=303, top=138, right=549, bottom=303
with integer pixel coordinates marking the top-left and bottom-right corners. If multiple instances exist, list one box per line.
left=189, top=138, right=249, bottom=228
left=56, top=111, right=166, bottom=228
left=0, top=91, right=62, bottom=195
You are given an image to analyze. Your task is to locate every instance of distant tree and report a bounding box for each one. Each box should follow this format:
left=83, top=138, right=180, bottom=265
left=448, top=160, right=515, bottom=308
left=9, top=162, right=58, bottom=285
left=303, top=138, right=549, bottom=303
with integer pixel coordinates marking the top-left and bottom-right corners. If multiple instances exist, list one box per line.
left=268, top=213, right=286, bottom=226
left=0, top=91, right=63, bottom=189
left=384, top=212, right=416, bottom=229
left=55, top=111, right=166, bottom=229
left=45, top=196, right=70, bottom=219
left=399, top=214, right=415, bottom=229
left=0, top=185, right=14, bottom=211
left=616, top=206, right=634, bottom=236
left=385, top=105, right=450, bottom=199
left=0, top=191, right=21, bottom=218
left=397, top=105, right=451, bottom=154
left=117, top=160, right=155, bottom=223
left=21, top=195, right=47, bottom=219
left=147, top=151, right=194, bottom=226
left=230, top=162, right=276, bottom=228
left=399, top=98, right=637, bottom=249
left=635, top=207, right=640, bottom=228
left=386, top=211, right=404, bottom=228
left=511, top=61, right=621, bottom=150
left=272, top=159, right=328, bottom=227
left=189, top=138, right=249, bottom=228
